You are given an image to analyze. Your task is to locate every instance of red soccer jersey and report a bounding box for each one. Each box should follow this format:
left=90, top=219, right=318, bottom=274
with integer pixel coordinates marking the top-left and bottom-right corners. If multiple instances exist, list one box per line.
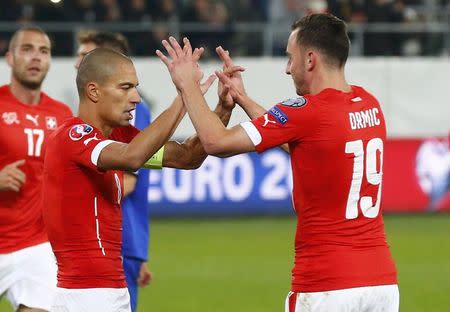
left=43, top=117, right=139, bottom=288
left=243, top=86, right=397, bottom=292
left=0, top=85, right=72, bottom=253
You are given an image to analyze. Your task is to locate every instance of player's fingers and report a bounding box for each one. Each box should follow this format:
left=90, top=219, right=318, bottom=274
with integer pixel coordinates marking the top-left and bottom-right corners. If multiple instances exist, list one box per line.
left=156, top=50, right=171, bottom=68
left=192, top=47, right=205, bottom=62
left=223, top=66, right=245, bottom=76
left=10, top=159, right=25, bottom=168
left=161, top=39, right=177, bottom=60
left=216, top=46, right=234, bottom=67
left=169, top=36, right=184, bottom=57
left=200, top=74, right=217, bottom=94
left=6, top=178, right=21, bottom=192
left=10, top=168, right=26, bottom=184
left=215, top=70, right=233, bottom=85
left=183, top=37, right=192, bottom=57
left=220, top=84, right=230, bottom=98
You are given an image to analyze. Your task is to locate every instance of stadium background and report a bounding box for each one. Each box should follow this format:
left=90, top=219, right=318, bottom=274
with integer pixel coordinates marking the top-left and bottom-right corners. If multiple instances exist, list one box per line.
left=1, top=0, right=450, bottom=311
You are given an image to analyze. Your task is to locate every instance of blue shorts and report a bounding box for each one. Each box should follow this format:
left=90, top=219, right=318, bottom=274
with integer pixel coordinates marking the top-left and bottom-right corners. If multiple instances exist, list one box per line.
left=123, top=257, right=142, bottom=312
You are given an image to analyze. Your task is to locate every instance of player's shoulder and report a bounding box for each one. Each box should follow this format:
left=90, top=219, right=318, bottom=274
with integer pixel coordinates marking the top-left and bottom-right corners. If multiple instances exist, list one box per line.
left=52, top=117, right=94, bottom=143
left=351, top=85, right=380, bottom=105
left=270, top=95, right=318, bottom=122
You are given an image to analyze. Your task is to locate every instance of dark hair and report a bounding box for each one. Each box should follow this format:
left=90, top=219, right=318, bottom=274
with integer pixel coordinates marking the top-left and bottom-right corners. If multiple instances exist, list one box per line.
left=9, top=26, right=50, bottom=51
left=76, top=48, right=132, bottom=96
left=291, top=14, right=350, bottom=68
left=77, top=30, right=130, bottom=55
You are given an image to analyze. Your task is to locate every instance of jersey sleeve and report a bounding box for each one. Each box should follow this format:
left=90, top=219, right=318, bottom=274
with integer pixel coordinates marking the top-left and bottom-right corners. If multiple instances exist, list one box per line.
left=62, top=124, right=117, bottom=171
left=241, top=98, right=319, bottom=153
left=110, top=125, right=140, bottom=143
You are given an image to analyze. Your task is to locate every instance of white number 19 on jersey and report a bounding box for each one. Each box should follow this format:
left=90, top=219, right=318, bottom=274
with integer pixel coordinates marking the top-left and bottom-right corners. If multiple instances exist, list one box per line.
left=345, top=138, right=383, bottom=219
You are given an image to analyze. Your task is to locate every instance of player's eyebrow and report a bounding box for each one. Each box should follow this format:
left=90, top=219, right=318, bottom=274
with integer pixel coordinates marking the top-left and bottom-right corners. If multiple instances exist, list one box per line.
left=118, top=82, right=138, bottom=88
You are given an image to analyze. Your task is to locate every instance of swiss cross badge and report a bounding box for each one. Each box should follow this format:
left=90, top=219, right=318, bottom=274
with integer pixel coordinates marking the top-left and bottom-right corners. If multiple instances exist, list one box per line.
left=46, top=116, right=58, bottom=130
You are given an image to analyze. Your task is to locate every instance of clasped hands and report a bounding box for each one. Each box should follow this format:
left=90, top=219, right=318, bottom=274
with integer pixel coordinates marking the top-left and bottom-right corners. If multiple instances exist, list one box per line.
left=156, top=36, right=246, bottom=109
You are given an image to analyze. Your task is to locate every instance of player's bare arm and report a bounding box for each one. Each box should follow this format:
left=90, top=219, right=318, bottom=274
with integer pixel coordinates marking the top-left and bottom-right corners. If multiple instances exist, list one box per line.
left=216, top=46, right=290, bottom=153
left=0, top=160, right=26, bottom=192
left=162, top=65, right=241, bottom=168
left=157, top=37, right=255, bottom=157
left=96, top=46, right=215, bottom=171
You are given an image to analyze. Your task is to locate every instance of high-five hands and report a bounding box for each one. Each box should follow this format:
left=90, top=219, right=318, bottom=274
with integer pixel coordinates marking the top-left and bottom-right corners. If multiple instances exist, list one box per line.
left=157, top=37, right=245, bottom=99
left=215, top=46, right=247, bottom=103
left=156, top=37, right=204, bottom=92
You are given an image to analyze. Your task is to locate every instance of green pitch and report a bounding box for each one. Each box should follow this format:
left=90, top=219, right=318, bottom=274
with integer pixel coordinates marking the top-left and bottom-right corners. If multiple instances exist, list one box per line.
left=1, top=214, right=449, bottom=311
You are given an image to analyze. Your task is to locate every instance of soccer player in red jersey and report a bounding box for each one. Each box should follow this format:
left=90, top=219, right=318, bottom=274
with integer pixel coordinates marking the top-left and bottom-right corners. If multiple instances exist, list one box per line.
left=0, top=27, right=72, bottom=312
left=42, top=45, right=235, bottom=311
left=157, top=14, right=399, bottom=312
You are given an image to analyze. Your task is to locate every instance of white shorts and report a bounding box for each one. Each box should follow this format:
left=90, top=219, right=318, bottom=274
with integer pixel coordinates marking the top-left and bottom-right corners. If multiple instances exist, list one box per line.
left=0, top=242, right=57, bottom=311
left=285, top=284, right=399, bottom=312
left=51, top=287, right=131, bottom=312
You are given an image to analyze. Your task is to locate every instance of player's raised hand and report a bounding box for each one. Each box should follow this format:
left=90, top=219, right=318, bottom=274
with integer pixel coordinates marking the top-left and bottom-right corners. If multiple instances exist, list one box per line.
left=0, top=159, right=26, bottom=192
left=217, top=66, right=245, bottom=110
left=216, top=46, right=247, bottom=100
left=156, top=37, right=200, bottom=91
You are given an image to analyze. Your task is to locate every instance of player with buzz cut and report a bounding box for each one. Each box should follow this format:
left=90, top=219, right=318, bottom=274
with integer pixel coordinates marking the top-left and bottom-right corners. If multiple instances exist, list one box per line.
left=0, top=26, right=72, bottom=312
left=157, top=13, right=399, bottom=312
left=43, top=43, right=240, bottom=311
left=73, top=29, right=239, bottom=312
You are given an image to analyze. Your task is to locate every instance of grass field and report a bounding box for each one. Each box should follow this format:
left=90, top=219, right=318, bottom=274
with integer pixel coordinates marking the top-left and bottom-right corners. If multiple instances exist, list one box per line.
left=1, top=214, right=450, bottom=311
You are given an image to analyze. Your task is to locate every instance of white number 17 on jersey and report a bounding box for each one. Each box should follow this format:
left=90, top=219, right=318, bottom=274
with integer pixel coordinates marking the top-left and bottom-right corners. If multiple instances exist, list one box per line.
left=345, top=138, right=383, bottom=219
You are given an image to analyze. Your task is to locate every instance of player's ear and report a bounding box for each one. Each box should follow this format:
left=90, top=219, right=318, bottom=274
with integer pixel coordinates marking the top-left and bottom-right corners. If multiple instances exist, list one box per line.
left=306, top=51, right=315, bottom=71
left=86, top=82, right=99, bottom=103
left=5, top=51, right=13, bottom=67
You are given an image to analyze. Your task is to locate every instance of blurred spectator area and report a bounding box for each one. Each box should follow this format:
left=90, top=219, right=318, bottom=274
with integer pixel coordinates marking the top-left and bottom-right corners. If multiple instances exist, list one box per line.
left=0, top=0, right=449, bottom=57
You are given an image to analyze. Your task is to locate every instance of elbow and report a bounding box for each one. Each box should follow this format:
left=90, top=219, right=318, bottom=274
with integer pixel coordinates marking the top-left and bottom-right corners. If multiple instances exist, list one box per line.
left=203, top=141, right=226, bottom=157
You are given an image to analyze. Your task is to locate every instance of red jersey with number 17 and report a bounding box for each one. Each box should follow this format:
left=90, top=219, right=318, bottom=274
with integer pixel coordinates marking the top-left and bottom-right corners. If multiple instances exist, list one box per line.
left=241, top=86, right=397, bottom=292
left=0, top=85, right=72, bottom=253
left=43, top=117, right=139, bottom=288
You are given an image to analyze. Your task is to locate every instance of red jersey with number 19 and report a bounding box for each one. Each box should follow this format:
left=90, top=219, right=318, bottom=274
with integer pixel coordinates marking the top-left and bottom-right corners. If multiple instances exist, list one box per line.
left=43, top=117, right=139, bottom=288
left=241, top=86, right=397, bottom=292
left=0, top=85, right=72, bottom=253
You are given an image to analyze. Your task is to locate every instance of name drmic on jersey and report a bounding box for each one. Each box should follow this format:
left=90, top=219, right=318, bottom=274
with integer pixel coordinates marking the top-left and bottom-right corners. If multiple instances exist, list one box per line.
left=349, top=108, right=380, bottom=130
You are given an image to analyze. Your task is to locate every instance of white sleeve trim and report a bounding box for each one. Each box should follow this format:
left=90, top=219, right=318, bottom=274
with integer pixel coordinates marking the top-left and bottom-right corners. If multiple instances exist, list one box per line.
left=240, top=121, right=262, bottom=146
left=91, top=140, right=116, bottom=166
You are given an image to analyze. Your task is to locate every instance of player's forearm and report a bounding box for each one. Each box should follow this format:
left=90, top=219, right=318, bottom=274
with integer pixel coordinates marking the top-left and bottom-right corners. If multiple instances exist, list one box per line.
left=237, top=94, right=266, bottom=120
left=122, top=96, right=184, bottom=170
left=162, top=103, right=233, bottom=169
left=179, top=81, right=229, bottom=155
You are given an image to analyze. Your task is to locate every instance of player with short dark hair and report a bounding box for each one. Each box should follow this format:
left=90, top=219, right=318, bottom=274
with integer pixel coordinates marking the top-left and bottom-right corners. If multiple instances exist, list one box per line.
left=73, top=30, right=239, bottom=312
left=43, top=41, right=238, bottom=310
left=0, top=26, right=72, bottom=312
left=157, top=13, right=399, bottom=312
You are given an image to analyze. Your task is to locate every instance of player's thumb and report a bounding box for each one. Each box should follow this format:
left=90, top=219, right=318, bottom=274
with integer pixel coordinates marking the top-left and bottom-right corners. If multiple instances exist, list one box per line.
left=12, top=159, right=26, bottom=167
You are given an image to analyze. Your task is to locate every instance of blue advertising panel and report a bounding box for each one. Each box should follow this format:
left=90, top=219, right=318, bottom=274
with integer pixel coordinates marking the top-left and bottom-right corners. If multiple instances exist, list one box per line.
left=148, top=150, right=295, bottom=216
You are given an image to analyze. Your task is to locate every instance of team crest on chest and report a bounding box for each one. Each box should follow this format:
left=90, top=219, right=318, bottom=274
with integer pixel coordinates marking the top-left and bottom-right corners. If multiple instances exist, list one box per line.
left=281, top=97, right=307, bottom=108
left=69, top=124, right=94, bottom=141
left=2, top=112, right=20, bottom=125
left=46, top=116, right=58, bottom=130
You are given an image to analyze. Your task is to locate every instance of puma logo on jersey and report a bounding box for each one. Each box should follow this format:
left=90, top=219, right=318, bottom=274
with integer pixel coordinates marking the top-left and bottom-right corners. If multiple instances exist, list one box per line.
left=25, top=114, right=39, bottom=126
left=83, top=133, right=101, bottom=145
left=262, top=113, right=277, bottom=127
left=349, top=108, right=381, bottom=130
